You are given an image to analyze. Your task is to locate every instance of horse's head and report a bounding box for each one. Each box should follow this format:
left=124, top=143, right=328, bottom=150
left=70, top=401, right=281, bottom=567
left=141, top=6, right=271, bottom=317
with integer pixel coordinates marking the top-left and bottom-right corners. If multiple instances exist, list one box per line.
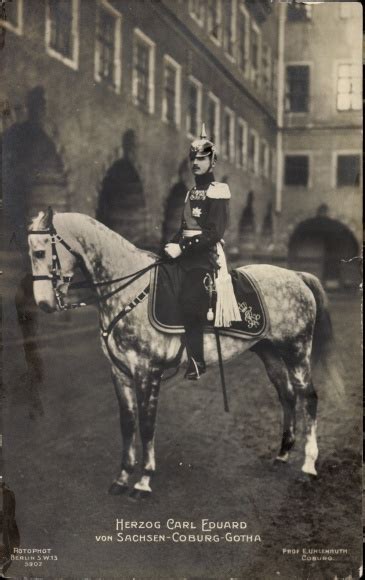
left=28, top=208, right=79, bottom=313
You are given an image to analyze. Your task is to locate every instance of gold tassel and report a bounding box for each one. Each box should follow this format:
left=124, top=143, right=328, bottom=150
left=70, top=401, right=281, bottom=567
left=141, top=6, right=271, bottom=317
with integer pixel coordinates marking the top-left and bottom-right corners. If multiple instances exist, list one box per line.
left=214, top=243, right=241, bottom=327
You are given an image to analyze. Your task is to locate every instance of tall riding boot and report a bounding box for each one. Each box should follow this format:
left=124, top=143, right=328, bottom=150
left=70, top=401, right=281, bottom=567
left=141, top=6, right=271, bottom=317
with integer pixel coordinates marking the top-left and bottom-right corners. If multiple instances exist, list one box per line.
left=185, top=324, right=206, bottom=380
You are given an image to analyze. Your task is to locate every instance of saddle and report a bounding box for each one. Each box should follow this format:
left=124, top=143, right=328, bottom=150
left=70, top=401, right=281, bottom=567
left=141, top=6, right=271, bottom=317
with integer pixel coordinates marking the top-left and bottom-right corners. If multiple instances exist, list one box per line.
left=148, top=263, right=269, bottom=339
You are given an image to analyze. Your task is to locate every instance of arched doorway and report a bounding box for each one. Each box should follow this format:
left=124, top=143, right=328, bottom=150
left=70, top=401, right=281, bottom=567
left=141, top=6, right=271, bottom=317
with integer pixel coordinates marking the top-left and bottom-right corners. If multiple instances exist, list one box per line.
left=288, top=217, right=360, bottom=289
left=161, top=158, right=189, bottom=247
left=2, top=86, right=69, bottom=404
left=2, top=86, right=69, bottom=251
left=96, top=129, right=146, bottom=247
left=238, top=191, right=256, bottom=252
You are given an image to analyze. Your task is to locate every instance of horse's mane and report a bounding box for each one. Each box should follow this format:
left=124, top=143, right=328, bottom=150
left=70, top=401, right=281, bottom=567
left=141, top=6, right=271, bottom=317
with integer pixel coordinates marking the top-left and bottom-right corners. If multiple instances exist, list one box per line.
left=30, top=211, right=157, bottom=278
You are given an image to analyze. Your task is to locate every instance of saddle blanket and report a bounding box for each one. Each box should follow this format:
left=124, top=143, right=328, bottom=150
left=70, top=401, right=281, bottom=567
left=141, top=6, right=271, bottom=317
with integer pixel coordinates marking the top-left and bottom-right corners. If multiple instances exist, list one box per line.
left=148, top=263, right=269, bottom=339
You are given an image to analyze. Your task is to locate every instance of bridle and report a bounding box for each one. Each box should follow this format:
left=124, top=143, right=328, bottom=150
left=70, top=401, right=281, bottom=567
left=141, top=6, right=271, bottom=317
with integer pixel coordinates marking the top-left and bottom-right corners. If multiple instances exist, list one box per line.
left=28, top=222, right=164, bottom=311
left=28, top=223, right=82, bottom=311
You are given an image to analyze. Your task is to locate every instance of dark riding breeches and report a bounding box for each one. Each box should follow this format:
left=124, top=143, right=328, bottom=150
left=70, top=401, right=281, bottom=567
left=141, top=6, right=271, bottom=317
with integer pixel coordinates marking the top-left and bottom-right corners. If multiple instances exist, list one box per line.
left=179, top=268, right=211, bottom=363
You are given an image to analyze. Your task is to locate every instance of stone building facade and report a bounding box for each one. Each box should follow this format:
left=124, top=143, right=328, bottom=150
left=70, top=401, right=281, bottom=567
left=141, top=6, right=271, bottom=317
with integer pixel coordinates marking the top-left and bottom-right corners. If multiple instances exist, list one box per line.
left=278, top=1, right=362, bottom=286
left=1, top=0, right=278, bottom=253
left=0, top=0, right=362, bottom=285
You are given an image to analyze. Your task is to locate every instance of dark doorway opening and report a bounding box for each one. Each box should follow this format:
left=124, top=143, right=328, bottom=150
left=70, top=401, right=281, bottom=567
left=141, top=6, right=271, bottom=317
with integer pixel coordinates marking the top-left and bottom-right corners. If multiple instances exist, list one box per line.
left=288, top=216, right=360, bottom=289
left=96, top=129, right=146, bottom=247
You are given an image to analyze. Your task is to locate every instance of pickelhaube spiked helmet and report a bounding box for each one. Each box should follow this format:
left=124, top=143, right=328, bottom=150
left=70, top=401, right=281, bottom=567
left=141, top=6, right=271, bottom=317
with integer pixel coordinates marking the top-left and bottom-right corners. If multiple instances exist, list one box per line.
left=189, top=124, right=217, bottom=161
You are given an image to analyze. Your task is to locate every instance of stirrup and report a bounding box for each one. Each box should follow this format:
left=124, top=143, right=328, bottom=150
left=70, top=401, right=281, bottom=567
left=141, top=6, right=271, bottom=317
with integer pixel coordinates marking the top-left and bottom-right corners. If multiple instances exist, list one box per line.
left=185, top=357, right=206, bottom=381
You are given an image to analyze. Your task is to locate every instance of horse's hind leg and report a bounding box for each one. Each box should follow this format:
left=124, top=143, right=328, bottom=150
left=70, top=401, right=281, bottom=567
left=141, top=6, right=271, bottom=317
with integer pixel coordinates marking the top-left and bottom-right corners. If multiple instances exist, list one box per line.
left=252, top=341, right=297, bottom=463
left=284, top=354, right=318, bottom=477
left=131, top=364, right=163, bottom=498
left=109, top=368, right=137, bottom=495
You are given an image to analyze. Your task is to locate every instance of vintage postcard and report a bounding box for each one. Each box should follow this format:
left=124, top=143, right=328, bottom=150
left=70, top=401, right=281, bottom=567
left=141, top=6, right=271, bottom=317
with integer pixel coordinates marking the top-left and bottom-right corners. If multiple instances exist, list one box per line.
left=0, top=0, right=362, bottom=578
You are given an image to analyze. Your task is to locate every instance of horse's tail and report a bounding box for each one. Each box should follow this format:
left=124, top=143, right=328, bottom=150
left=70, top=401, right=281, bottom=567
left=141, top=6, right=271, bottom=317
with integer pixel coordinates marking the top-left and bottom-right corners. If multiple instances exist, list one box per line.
left=297, top=272, right=332, bottom=363
left=297, top=271, right=345, bottom=398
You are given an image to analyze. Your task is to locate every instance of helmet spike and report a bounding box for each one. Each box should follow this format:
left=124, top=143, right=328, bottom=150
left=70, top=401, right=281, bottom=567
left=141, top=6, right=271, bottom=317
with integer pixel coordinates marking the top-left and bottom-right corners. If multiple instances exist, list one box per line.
left=200, top=123, right=207, bottom=140
left=189, top=123, right=217, bottom=161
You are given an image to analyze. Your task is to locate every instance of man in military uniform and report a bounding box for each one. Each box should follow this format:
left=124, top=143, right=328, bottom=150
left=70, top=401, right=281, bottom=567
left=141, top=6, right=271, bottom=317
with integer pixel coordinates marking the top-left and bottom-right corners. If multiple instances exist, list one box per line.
left=164, top=126, right=231, bottom=380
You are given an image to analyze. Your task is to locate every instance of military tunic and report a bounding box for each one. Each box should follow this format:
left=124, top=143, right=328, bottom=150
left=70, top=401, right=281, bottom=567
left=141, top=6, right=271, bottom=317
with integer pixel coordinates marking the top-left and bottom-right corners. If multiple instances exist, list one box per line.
left=170, top=177, right=231, bottom=363
left=172, top=180, right=230, bottom=270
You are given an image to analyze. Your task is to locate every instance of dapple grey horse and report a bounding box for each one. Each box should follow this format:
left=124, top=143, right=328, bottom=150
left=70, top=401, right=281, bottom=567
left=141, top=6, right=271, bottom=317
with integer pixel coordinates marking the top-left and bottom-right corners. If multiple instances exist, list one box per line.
left=28, top=209, right=340, bottom=497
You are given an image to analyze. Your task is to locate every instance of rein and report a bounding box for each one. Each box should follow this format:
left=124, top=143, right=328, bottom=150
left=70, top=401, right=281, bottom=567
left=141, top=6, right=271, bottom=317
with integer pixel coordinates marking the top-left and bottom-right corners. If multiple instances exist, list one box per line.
left=29, top=221, right=170, bottom=380
left=28, top=219, right=210, bottom=386
left=29, top=218, right=183, bottom=382
left=28, top=224, right=164, bottom=311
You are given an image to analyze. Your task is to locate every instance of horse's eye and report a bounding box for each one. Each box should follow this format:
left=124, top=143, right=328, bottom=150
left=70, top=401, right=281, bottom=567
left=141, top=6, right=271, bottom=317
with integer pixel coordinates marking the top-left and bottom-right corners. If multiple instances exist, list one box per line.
left=33, top=250, right=45, bottom=259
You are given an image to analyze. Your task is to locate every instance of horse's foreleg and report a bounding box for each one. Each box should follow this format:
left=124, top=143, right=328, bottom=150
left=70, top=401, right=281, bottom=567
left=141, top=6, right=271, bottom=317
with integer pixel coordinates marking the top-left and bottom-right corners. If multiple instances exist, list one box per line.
left=109, top=368, right=137, bottom=495
left=131, top=365, right=162, bottom=498
left=252, top=342, right=297, bottom=463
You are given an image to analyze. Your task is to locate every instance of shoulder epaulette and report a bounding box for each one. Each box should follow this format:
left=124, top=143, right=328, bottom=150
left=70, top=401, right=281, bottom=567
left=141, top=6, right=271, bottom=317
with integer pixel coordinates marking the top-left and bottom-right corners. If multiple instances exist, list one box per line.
left=206, top=182, right=231, bottom=199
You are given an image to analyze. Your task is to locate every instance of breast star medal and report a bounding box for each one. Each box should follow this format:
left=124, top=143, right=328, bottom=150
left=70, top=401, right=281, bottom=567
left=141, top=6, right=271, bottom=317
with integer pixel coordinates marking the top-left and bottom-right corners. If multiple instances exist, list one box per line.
left=192, top=207, right=202, bottom=218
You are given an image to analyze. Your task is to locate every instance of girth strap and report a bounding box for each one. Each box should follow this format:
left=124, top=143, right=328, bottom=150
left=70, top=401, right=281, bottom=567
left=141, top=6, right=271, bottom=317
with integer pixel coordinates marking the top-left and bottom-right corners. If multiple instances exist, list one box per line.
left=100, top=285, right=150, bottom=379
left=101, top=286, right=150, bottom=339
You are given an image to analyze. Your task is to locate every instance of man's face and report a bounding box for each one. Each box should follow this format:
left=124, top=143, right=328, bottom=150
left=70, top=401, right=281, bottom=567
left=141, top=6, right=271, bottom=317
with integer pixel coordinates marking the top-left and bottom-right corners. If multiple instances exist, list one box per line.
left=191, top=155, right=213, bottom=176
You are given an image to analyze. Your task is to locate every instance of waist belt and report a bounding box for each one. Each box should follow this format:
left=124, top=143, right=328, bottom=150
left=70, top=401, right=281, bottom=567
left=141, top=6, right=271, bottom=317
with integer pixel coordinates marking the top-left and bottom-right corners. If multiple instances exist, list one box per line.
left=182, top=229, right=202, bottom=237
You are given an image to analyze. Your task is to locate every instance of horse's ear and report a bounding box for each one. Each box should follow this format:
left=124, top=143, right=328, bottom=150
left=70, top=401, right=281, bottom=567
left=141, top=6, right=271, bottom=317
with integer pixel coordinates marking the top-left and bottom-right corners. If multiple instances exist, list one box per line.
left=39, top=206, right=53, bottom=229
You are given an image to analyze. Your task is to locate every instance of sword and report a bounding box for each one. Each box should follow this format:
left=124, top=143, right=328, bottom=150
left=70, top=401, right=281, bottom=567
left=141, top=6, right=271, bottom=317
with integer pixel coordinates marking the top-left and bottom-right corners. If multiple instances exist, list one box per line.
left=204, top=274, right=229, bottom=413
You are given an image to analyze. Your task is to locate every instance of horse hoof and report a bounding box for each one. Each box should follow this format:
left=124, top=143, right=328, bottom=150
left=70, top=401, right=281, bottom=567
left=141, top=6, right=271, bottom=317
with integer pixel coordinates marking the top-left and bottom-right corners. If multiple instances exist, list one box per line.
left=273, top=457, right=288, bottom=466
left=296, top=472, right=317, bottom=484
left=273, top=458, right=289, bottom=470
left=129, top=488, right=151, bottom=501
left=108, top=481, right=129, bottom=495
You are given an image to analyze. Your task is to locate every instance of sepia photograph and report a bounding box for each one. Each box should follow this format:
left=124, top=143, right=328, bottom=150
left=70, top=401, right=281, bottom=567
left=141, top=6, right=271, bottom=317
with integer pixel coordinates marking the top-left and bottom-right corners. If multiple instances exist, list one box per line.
left=0, top=0, right=362, bottom=578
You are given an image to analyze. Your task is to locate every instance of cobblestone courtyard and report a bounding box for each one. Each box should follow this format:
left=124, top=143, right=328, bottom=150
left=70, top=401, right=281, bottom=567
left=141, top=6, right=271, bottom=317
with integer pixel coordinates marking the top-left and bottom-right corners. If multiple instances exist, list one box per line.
left=3, top=291, right=362, bottom=579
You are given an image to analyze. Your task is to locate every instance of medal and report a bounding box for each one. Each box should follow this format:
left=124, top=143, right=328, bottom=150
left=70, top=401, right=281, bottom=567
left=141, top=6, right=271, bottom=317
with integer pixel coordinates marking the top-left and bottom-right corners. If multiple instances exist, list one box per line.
left=192, top=207, right=202, bottom=218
